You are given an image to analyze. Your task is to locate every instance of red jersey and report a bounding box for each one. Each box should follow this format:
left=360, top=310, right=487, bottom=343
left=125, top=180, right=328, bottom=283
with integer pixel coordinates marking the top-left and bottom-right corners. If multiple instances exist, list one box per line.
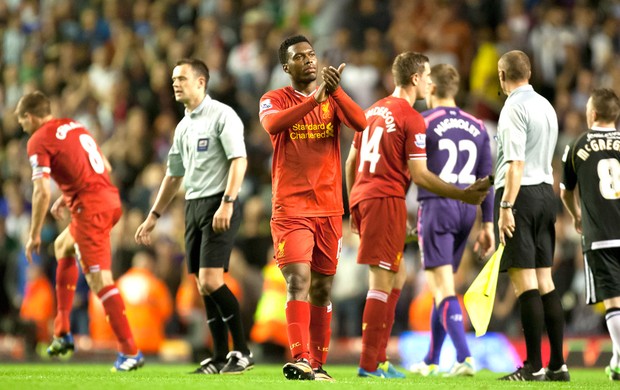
left=260, top=87, right=366, bottom=217
left=349, top=96, right=427, bottom=208
left=27, top=118, right=120, bottom=215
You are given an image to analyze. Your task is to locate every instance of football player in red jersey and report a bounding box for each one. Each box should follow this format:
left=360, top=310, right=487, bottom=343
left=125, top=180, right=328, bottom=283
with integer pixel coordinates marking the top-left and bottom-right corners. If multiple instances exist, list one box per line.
left=16, top=91, right=144, bottom=371
left=345, top=53, right=490, bottom=378
left=259, top=35, right=366, bottom=381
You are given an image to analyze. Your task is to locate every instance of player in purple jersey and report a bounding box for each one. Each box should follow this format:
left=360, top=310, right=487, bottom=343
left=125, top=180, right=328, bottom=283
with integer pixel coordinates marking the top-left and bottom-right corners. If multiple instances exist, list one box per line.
left=409, top=64, right=494, bottom=377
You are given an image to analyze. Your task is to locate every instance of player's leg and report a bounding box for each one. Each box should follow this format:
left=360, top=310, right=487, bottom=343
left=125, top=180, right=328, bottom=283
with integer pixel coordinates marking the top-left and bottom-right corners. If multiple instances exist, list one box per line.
left=411, top=199, right=454, bottom=375
left=535, top=184, right=568, bottom=380
left=431, top=266, right=474, bottom=376
left=79, top=208, right=143, bottom=371
left=357, top=266, right=395, bottom=378
left=307, top=215, right=342, bottom=381
left=604, top=297, right=620, bottom=381
left=197, top=197, right=252, bottom=374
left=537, top=267, right=568, bottom=380
left=186, top=198, right=228, bottom=374
left=281, top=263, right=314, bottom=379
left=586, top=248, right=620, bottom=380
left=47, top=227, right=78, bottom=356
left=442, top=211, right=476, bottom=377
left=376, top=261, right=407, bottom=378
left=272, top=217, right=315, bottom=380
left=496, top=187, right=545, bottom=381
left=352, top=198, right=406, bottom=378
left=500, top=267, right=545, bottom=380
left=308, top=270, right=334, bottom=380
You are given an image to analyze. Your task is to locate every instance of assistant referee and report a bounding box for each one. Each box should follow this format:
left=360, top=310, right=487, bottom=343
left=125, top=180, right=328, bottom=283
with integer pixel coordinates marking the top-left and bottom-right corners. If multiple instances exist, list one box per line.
left=494, top=51, right=568, bottom=382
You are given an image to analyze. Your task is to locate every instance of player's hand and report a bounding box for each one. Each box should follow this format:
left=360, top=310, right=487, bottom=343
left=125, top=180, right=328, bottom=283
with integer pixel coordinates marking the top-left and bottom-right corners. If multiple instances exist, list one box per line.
left=473, top=222, right=495, bottom=259
left=25, top=236, right=41, bottom=264
left=498, top=208, right=515, bottom=246
left=405, top=219, right=418, bottom=244
left=465, top=176, right=493, bottom=192
left=135, top=215, right=157, bottom=246
left=460, top=187, right=488, bottom=205
left=50, top=196, right=68, bottom=220
left=315, top=82, right=329, bottom=103
left=321, top=63, right=345, bottom=93
left=213, top=203, right=233, bottom=233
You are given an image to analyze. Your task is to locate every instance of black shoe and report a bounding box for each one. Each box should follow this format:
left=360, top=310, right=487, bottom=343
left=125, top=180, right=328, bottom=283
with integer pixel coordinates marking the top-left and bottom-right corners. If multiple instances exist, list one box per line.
left=47, top=333, right=75, bottom=356
left=191, top=357, right=226, bottom=374
left=545, top=364, right=570, bottom=381
left=220, top=351, right=255, bottom=374
left=499, top=363, right=546, bottom=381
left=283, top=358, right=315, bottom=380
left=313, top=366, right=334, bottom=381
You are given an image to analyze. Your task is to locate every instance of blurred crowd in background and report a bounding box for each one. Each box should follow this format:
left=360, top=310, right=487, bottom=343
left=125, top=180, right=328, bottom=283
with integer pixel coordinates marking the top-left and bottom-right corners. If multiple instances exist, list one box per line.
left=1, top=0, right=619, bottom=361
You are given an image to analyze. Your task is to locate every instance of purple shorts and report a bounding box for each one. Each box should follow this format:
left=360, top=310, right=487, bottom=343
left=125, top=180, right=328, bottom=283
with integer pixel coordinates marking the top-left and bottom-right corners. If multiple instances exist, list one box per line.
left=417, top=198, right=477, bottom=270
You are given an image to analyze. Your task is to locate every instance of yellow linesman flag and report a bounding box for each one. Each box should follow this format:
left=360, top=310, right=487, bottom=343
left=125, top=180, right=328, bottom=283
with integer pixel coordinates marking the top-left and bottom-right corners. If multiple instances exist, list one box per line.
left=464, top=244, right=505, bottom=337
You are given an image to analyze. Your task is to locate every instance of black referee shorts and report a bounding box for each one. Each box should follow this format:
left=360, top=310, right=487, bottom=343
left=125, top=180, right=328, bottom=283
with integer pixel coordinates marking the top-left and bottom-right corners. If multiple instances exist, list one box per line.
left=494, top=184, right=556, bottom=272
left=584, top=247, right=620, bottom=304
left=185, top=194, right=242, bottom=274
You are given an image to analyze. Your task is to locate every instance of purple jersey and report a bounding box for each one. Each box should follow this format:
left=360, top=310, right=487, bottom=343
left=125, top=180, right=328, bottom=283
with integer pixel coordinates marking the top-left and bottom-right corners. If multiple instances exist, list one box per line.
left=418, top=106, right=493, bottom=222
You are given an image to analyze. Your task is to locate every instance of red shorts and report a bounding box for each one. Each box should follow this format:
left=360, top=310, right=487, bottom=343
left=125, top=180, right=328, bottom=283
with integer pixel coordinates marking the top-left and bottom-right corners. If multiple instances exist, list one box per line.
left=351, top=197, right=406, bottom=272
left=70, top=207, right=122, bottom=274
left=270, top=216, right=342, bottom=275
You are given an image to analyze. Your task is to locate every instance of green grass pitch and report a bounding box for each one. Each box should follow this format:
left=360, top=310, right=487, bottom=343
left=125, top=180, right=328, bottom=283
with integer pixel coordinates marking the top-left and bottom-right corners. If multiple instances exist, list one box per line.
left=1, top=363, right=617, bottom=389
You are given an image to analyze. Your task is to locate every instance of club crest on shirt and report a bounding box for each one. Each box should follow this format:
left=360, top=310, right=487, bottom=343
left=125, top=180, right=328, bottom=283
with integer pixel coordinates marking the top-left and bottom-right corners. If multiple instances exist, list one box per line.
left=415, top=133, right=426, bottom=149
left=260, top=99, right=272, bottom=111
left=321, top=101, right=331, bottom=120
left=197, top=138, right=209, bottom=152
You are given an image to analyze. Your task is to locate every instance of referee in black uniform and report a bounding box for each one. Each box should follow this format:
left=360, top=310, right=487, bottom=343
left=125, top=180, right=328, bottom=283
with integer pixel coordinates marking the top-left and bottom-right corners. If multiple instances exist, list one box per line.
left=135, top=59, right=253, bottom=374
left=494, top=51, right=568, bottom=382
left=561, top=88, right=620, bottom=381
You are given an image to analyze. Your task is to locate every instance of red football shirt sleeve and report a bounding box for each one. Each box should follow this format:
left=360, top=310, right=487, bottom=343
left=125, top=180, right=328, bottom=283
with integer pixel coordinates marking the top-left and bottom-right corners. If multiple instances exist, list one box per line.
left=27, top=136, right=51, bottom=180
left=331, top=87, right=367, bottom=132
left=259, top=92, right=319, bottom=135
left=405, top=110, right=427, bottom=161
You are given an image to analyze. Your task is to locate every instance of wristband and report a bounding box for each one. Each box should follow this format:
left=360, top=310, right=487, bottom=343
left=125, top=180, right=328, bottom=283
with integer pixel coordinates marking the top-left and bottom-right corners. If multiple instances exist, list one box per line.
left=150, top=210, right=161, bottom=218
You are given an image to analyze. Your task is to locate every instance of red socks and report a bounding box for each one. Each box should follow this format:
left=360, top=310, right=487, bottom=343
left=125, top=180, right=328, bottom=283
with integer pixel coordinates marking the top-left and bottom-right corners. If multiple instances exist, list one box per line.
left=377, top=288, right=401, bottom=363
left=53, top=257, right=78, bottom=336
left=359, top=290, right=389, bottom=371
left=97, top=285, right=137, bottom=355
left=309, top=303, right=332, bottom=368
left=285, top=300, right=310, bottom=361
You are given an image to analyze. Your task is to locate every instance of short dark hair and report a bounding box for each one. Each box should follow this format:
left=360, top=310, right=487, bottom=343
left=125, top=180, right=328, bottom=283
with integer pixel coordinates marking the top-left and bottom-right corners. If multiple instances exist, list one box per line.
left=392, top=52, right=429, bottom=87
left=431, top=64, right=460, bottom=99
left=591, top=88, right=620, bottom=123
left=175, top=58, right=210, bottom=86
left=16, top=91, right=51, bottom=118
left=499, top=50, right=531, bottom=82
left=278, top=35, right=311, bottom=65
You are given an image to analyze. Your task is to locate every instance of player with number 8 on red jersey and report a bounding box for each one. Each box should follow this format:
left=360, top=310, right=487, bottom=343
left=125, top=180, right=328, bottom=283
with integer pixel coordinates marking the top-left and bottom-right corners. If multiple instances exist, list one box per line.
left=16, top=91, right=144, bottom=372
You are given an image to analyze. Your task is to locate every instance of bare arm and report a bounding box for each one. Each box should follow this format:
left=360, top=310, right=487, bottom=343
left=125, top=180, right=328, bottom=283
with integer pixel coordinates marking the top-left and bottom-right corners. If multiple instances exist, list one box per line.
left=213, top=157, right=248, bottom=233
left=560, top=188, right=582, bottom=234
left=498, top=160, right=523, bottom=245
left=26, top=177, right=51, bottom=263
left=345, top=145, right=358, bottom=199
left=408, top=160, right=487, bottom=205
left=134, top=175, right=184, bottom=245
